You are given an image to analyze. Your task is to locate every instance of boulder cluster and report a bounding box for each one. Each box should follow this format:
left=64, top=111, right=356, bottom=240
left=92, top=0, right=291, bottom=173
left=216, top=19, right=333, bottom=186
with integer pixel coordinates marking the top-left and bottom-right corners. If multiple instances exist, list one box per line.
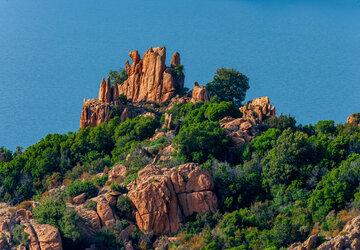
left=289, top=215, right=360, bottom=250
left=220, top=97, right=275, bottom=146
left=0, top=203, right=62, bottom=250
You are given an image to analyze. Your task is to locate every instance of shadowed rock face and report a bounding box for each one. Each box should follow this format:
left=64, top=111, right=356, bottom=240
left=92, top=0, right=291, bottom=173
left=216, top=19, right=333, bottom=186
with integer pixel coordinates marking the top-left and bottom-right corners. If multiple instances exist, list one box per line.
left=127, top=163, right=217, bottom=235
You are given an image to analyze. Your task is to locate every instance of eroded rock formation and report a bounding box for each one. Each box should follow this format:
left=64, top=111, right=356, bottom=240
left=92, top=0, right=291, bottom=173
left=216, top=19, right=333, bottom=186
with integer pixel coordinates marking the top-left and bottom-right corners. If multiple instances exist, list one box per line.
left=347, top=113, right=360, bottom=125
left=192, top=82, right=210, bottom=103
left=127, top=163, right=217, bottom=235
left=220, top=97, right=275, bottom=146
left=289, top=215, right=360, bottom=250
left=80, top=47, right=214, bottom=128
left=80, top=98, right=146, bottom=128
left=118, top=47, right=184, bottom=103
left=0, top=203, right=63, bottom=250
left=80, top=47, right=186, bottom=128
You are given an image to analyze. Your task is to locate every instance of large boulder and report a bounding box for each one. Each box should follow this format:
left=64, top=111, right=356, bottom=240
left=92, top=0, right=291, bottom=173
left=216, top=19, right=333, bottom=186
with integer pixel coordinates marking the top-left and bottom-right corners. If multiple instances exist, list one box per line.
left=75, top=206, right=102, bottom=236
left=191, top=82, right=210, bottom=103
left=239, top=96, right=275, bottom=121
left=127, top=163, right=217, bottom=235
left=31, top=224, right=63, bottom=250
left=96, top=197, right=116, bottom=227
left=108, top=164, right=128, bottom=182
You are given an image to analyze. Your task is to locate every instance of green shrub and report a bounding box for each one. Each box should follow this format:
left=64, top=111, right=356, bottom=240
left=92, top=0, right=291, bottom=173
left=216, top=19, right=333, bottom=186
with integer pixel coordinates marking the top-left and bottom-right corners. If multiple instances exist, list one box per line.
left=12, top=225, right=29, bottom=247
left=206, top=68, right=249, bottom=107
left=110, top=182, right=126, bottom=193
left=173, top=120, right=232, bottom=163
left=94, top=231, right=124, bottom=250
left=92, top=175, right=108, bottom=187
left=116, top=196, right=131, bottom=217
left=264, top=114, right=297, bottom=131
left=174, top=64, right=184, bottom=75
left=114, top=116, right=159, bottom=141
left=84, top=200, right=97, bottom=211
left=33, top=197, right=82, bottom=243
left=119, top=94, right=127, bottom=105
left=67, top=180, right=98, bottom=199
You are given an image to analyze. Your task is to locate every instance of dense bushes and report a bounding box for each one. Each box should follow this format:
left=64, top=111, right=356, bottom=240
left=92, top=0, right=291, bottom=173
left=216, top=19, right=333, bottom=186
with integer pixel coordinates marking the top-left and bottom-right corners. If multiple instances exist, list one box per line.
left=170, top=101, right=240, bottom=163
left=173, top=120, right=231, bottom=163
left=0, top=114, right=159, bottom=203
left=33, top=197, right=82, bottom=243
left=67, top=180, right=98, bottom=199
left=2, top=94, right=360, bottom=249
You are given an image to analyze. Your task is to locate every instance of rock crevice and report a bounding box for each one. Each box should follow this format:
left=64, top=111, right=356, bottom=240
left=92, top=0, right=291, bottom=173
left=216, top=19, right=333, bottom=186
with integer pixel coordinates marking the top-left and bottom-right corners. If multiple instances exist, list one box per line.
left=127, top=163, right=217, bottom=235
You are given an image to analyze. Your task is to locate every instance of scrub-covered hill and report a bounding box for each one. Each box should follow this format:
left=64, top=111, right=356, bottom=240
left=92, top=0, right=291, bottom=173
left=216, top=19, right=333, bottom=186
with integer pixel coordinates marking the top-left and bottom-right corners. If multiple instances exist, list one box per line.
left=1, top=47, right=360, bottom=250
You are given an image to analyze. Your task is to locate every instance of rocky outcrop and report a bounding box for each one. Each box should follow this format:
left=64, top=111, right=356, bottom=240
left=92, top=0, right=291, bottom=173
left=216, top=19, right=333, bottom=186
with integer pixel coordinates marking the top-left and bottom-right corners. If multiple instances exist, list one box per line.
left=75, top=206, right=102, bottom=237
left=220, top=97, right=275, bottom=146
left=99, top=76, right=112, bottom=103
left=80, top=47, right=184, bottom=128
left=192, top=82, right=210, bottom=103
left=289, top=215, right=360, bottom=250
left=288, top=234, right=319, bottom=250
left=317, top=216, right=360, bottom=250
left=0, top=203, right=63, bottom=250
left=347, top=113, right=360, bottom=125
left=239, top=96, right=275, bottom=121
left=73, top=193, right=86, bottom=204
left=108, top=164, right=128, bottom=182
left=80, top=98, right=114, bottom=128
left=118, top=47, right=184, bottom=103
left=32, top=224, right=63, bottom=250
left=80, top=98, right=149, bottom=128
left=96, top=197, right=116, bottom=227
left=80, top=47, right=215, bottom=128
left=127, top=163, right=217, bottom=235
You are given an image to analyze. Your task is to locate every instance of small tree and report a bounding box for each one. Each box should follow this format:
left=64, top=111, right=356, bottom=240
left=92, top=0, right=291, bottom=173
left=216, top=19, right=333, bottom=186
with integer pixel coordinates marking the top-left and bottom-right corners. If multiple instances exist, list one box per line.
left=206, top=68, right=250, bottom=107
left=109, top=68, right=128, bottom=86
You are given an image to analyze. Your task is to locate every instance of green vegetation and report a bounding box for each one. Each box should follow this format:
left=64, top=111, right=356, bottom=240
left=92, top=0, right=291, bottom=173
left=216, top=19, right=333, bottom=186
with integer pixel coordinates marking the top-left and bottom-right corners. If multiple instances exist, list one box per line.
left=11, top=225, right=29, bottom=247
left=33, top=197, right=82, bottom=244
left=1, top=67, right=360, bottom=249
left=174, top=64, right=184, bottom=76
left=206, top=67, right=250, bottom=107
left=67, top=180, right=98, bottom=198
left=108, top=68, right=128, bottom=86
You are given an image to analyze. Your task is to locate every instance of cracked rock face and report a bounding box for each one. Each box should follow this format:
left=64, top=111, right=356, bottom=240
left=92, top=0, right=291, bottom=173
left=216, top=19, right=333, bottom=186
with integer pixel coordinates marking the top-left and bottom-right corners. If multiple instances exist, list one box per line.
left=127, top=163, right=217, bottom=235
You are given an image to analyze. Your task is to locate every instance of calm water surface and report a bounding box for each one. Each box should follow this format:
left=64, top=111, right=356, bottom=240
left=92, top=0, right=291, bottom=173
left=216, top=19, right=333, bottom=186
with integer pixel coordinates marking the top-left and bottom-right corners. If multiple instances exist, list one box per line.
left=0, top=0, right=359, bottom=150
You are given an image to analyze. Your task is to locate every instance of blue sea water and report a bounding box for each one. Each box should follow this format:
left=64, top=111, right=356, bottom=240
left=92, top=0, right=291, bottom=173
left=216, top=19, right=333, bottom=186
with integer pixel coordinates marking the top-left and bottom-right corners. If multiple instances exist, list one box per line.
left=0, top=0, right=359, bottom=150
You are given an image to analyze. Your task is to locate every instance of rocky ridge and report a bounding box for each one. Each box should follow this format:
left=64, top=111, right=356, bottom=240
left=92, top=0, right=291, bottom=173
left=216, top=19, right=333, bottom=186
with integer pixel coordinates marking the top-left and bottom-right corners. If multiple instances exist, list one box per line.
left=80, top=47, right=211, bottom=128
